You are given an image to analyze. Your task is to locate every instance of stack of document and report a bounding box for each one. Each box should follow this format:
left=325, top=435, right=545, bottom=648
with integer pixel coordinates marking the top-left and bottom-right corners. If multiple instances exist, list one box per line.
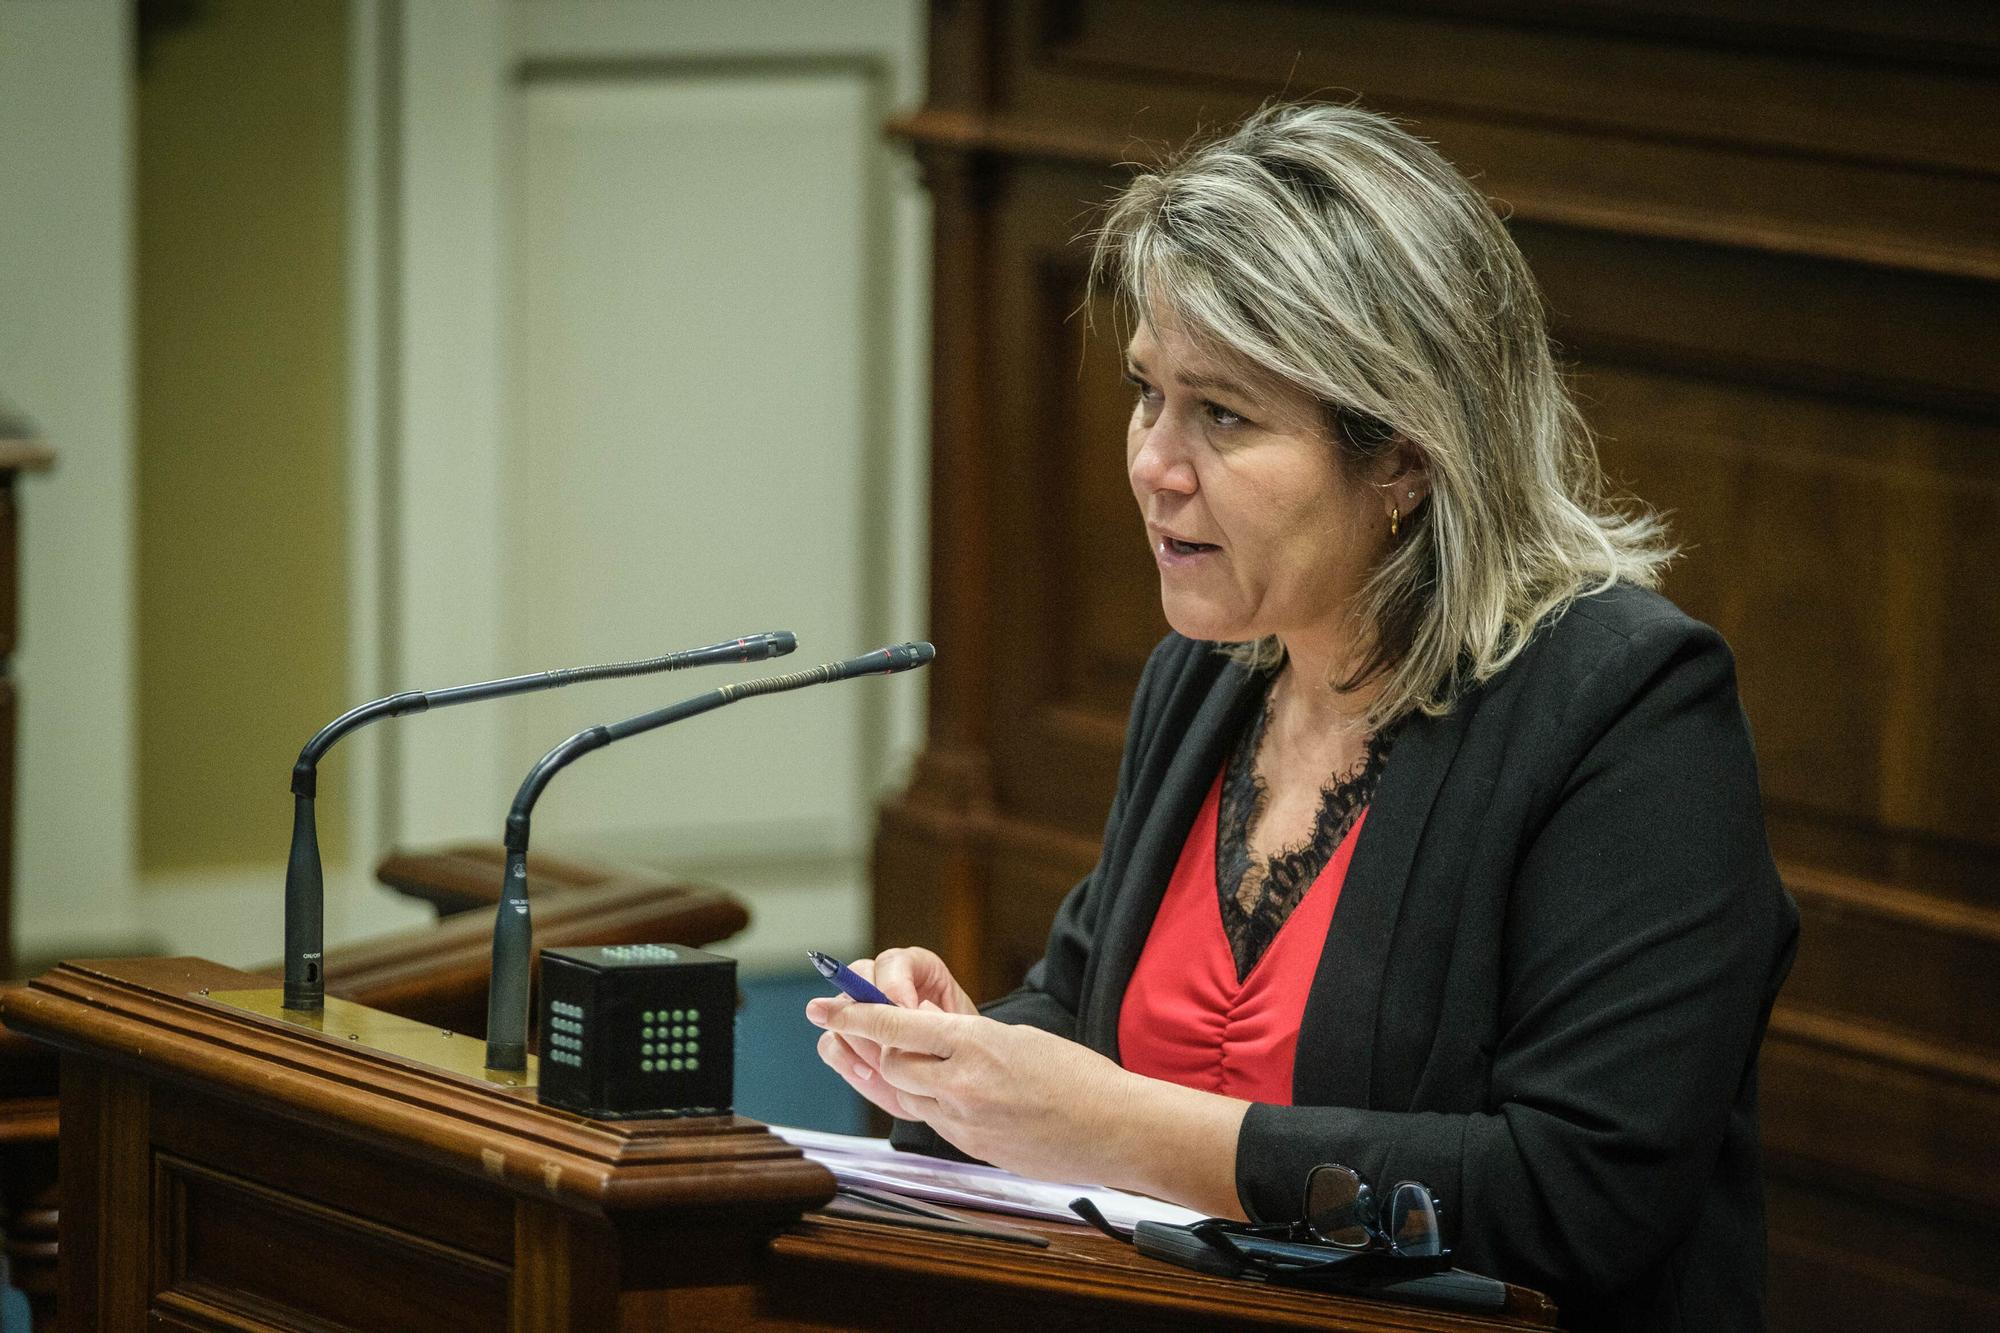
left=772, top=1126, right=1208, bottom=1234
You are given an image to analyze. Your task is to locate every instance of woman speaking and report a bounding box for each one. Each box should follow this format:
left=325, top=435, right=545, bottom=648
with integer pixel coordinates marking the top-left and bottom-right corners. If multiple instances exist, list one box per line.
left=810, top=102, right=1797, bottom=1331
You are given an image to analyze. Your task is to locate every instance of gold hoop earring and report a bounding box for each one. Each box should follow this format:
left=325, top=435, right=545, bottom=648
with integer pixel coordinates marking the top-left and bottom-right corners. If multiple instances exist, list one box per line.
left=1389, top=506, right=1401, bottom=538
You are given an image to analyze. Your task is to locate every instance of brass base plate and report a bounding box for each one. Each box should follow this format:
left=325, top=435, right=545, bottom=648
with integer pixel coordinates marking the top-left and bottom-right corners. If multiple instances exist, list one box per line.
left=206, top=989, right=538, bottom=1090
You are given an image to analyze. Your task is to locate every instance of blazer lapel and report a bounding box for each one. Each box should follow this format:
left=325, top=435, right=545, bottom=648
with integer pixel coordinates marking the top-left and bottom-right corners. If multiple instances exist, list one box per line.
left=1293, top=702, right=1468, bottom=1109
left=1082, top=658, right=1263, bottom=1059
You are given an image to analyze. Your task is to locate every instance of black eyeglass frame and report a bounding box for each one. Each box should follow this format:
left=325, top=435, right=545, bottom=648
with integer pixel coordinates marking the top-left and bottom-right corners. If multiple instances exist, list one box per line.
left=1293, top=1162, right=1446, bottom=1259
left=1185, top=1217, right=1451, bottom=1285
left=1195, top=1162, right=1449, bottom=1281
left=1067, top=1162, right=1451, bottom=1286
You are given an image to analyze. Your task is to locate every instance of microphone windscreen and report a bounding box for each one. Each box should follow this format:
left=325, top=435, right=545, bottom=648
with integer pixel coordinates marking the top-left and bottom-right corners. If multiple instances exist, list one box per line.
left=850, top=641, right=935, bottom=676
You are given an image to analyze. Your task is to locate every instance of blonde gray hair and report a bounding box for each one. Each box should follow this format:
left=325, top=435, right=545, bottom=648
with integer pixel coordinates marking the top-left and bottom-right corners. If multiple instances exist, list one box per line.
left=1091, top=102, right=1673, bottom=728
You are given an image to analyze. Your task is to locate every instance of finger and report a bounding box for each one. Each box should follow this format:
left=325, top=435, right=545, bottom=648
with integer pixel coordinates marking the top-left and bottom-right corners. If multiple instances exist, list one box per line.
left=819, top=1032, right=922, bottom=1120
left=874, top=1045, right=949, bottom=1100
left=808, top=993, right=885, bottom=1046
left=849, top=1031, right=884, bottom=1065
left=868, top=949, right=927, bottom=1008
left=890, top=1087, right=942, bottom=1123
left=824, top=1001, right=961, bottom=1057
left=806, top=998, right=888, bottom=1066
left=905, top=947, right=978, bottom=1015
left=816, top=1030, right=878, bottom=1083
left=815, top=1027, right=883, bottom=1076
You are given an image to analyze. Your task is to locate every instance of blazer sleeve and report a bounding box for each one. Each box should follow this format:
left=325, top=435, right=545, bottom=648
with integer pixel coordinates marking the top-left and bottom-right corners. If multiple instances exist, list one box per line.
left=1233, top=617, right=1797, bottom=1301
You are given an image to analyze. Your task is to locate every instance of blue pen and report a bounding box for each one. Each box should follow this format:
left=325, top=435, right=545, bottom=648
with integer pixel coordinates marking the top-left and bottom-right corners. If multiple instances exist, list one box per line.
left=808, top=950, right=898, bottom=1005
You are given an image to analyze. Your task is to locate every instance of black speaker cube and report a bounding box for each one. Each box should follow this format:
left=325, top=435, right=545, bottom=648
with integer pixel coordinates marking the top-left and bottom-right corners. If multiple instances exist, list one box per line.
left=535, top=943, right=734, bottom=1119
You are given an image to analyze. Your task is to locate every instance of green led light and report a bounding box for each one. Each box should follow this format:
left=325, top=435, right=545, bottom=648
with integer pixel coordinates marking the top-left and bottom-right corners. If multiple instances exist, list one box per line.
left=641, top=1060, right=655, bottom=1073
left=687, top=1056, right=699, bottom=1070
left=670, top=1058, right=684, bottom=1072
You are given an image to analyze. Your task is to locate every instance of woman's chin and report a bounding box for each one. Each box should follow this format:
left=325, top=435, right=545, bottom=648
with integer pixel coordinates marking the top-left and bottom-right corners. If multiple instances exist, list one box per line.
left=1160, top=597, right=1249, bottom=646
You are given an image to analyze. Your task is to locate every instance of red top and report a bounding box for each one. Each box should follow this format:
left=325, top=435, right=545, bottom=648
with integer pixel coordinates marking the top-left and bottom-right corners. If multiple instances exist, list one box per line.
left=1117, top=770, right=1367, bottom=1105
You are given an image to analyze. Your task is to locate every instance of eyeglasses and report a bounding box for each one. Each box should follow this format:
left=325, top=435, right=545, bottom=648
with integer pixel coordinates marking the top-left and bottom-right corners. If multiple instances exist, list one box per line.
left=1070, top=1162, right=1448, bottom=1285
left=1300, top=1162, right=1444, bottom=1257
left=1189, top=1163, right=1447, bottom=1281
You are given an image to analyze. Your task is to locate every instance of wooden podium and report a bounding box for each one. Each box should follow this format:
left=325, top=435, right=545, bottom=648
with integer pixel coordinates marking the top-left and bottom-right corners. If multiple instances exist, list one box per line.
left=2, top=958, right=1554, bottom=1331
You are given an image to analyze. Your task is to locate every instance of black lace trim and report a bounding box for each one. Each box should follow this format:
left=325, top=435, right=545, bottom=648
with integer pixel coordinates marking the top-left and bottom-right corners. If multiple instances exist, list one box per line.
left=1215, top=687, right=1390, bottom=983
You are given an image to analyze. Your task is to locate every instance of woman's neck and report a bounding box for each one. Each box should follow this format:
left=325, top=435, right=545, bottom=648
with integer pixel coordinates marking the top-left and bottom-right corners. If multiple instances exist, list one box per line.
left=1268, top=652, right=1378, bottom=756
left=1272, top=628, right=1378, bottom=737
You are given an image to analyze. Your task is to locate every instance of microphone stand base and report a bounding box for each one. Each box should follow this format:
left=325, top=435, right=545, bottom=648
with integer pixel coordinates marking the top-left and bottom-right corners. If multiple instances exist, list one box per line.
left=203, top=988, right=540, bottom=1091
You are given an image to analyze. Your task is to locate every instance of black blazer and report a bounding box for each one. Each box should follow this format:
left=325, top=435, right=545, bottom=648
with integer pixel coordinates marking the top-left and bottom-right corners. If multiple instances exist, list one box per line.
left=895, top=584, right=1797, bottom=1331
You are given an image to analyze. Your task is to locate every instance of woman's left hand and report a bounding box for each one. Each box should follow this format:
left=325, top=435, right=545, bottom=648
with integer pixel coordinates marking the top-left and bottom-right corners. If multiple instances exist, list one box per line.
left=810, top=1001, right=1137, bottom=1186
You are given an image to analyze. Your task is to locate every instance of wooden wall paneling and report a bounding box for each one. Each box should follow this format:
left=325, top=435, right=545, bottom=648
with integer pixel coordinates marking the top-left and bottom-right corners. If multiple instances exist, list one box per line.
left=1764, top=1171, right=2000, bottom=1331
left=924, top=0, right=998, bottom=114
left=1780, top=868, right=2000, bottom=1049
left=1049, top=274, right=1173, bottom=717
left=1574, top=358, right=2000, bottom=862
left=919, top=143, right=1003, bottom=781
left=1516, top=226, right=1999, bottom=421
left=1761, top=1008, right=2000, bottom=1218
left=986, top=160, right=1162, bottom=841
left=1760, top=1018, right=2000, bottom=1323
left=1030, top=4, right=2000, bottom=208
left=1516, top=212, right=2000, bottom=905
left=1759, top=863, right=2000, bottom=1323
left=915, top=2, right=2000, bottom=282
left=872, top=140, right=1008, bottom=1000
left=980, top=825, right=1095, bottom=1004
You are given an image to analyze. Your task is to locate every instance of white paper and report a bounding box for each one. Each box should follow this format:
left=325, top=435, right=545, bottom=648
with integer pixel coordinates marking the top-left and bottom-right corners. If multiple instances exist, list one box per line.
left=772, top=1125, right=1208, bottom=1234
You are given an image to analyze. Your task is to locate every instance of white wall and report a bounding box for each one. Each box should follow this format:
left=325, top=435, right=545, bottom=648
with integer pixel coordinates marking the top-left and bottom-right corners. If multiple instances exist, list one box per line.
left=0, top=0, right=143, bottom=961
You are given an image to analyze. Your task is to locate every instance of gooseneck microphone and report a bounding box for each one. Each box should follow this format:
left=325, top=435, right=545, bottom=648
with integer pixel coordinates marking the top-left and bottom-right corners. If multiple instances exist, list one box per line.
left=482, top=641, right=935, bottom=1071
left=281, top=631, right=798, bottom=1011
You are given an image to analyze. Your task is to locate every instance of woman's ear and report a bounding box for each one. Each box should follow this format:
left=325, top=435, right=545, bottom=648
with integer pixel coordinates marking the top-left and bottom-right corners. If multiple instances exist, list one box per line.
left=1375, top=439, right=1430, bottom=517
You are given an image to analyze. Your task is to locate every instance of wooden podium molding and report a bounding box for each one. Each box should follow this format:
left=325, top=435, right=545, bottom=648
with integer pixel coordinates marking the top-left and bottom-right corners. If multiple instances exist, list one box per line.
left=0, top=847, right=750, bottom=1329
left=5, top=957, right=1555, bottom=1331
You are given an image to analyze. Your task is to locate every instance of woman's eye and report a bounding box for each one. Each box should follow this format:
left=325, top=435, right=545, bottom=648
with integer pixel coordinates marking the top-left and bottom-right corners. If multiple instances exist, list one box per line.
left=1122, top=371, right=1159, bottom=405
left=1203, top=401, right=1248, bottom=429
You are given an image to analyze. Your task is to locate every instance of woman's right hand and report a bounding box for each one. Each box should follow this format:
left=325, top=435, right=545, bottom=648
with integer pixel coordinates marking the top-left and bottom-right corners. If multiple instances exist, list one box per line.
left=806, top=947, right=976, bottom=1120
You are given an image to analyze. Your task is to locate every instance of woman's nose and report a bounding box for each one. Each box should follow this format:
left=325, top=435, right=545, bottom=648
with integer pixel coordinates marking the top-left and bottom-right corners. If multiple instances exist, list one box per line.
left=1129, top=419, right=1197, bottom=494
